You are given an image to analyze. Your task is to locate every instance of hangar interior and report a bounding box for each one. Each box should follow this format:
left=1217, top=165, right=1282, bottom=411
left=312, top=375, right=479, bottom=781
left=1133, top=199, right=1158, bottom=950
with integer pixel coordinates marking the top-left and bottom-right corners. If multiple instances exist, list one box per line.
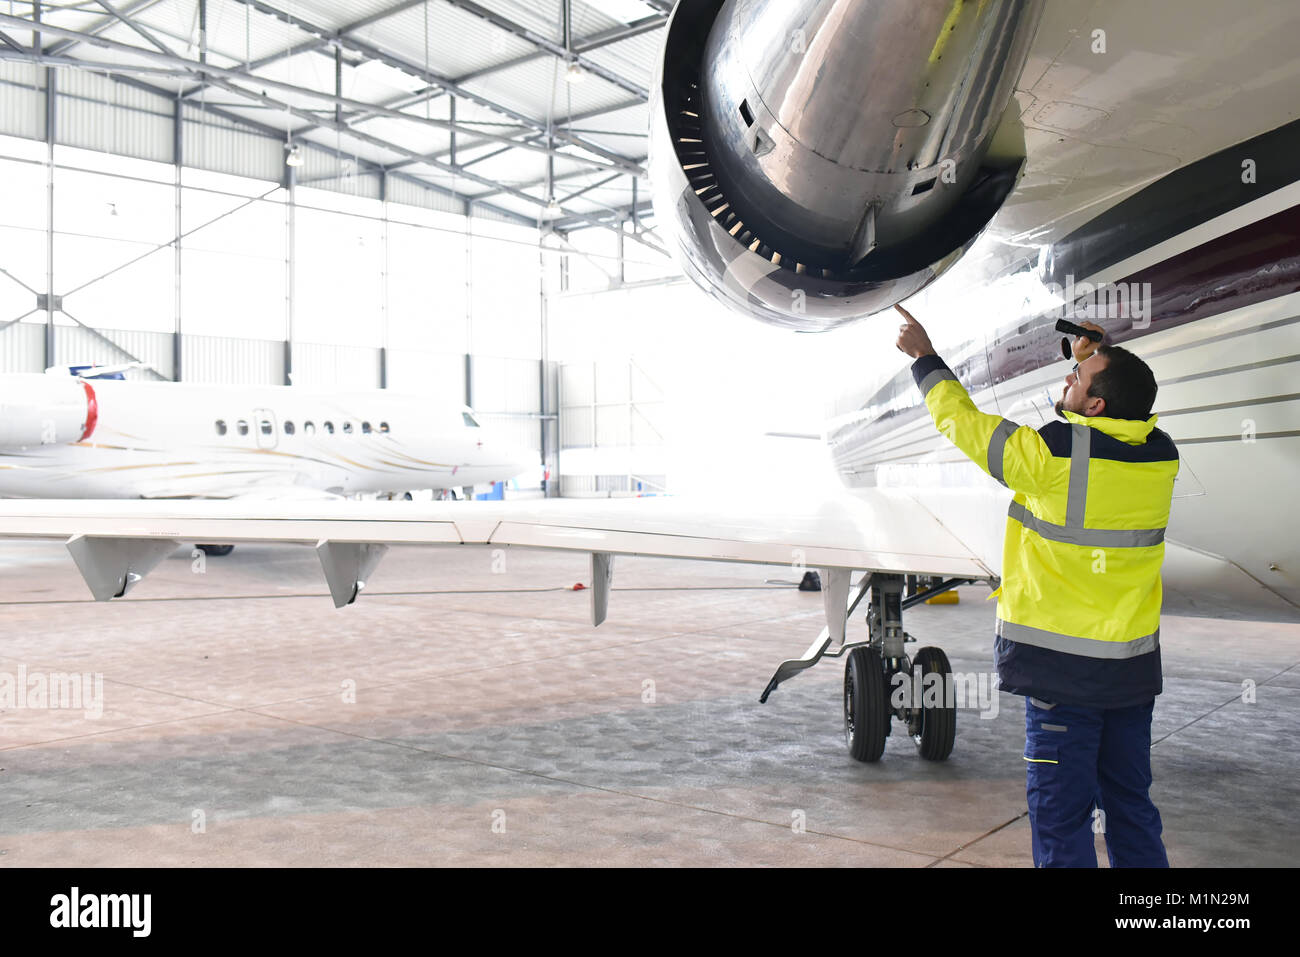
left=0, top=0, right=748, bottom=497
left=2, top=0, right=1298, bottom=874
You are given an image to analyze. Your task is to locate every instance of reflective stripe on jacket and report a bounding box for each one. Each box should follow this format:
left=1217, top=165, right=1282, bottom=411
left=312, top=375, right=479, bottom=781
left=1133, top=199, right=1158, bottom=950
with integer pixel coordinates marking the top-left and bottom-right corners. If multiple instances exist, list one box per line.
left=910, top=354, right=1179, bottom=707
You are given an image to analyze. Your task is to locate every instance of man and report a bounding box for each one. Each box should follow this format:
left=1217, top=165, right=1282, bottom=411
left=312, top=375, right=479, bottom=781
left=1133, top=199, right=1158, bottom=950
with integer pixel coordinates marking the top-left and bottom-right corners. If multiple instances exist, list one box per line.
left=895, top=304, right=1178, bottom=868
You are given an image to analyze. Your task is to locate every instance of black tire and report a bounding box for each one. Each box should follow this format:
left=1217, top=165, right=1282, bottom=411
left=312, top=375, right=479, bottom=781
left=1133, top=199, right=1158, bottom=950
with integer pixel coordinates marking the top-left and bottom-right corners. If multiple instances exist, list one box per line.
left=911, top=646, right=956, bottom=761
left=844, top=646, right=889, bottom=762
left=195, top=544, right=235, bottom=557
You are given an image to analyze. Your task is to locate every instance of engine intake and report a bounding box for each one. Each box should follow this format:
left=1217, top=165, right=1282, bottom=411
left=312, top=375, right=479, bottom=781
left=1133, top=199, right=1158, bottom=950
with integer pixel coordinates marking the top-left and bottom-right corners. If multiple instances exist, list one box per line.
left=650, top=0, right=1044, bottom=330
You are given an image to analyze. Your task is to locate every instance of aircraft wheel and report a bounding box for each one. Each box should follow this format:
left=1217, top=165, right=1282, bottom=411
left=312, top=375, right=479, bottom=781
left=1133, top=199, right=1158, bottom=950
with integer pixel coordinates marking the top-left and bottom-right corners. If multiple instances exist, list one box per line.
left=196, top=544, right=235, bottom=557
left=844, top=646, right=889, bottom=762
left=911, top=646, right=956, bottom=761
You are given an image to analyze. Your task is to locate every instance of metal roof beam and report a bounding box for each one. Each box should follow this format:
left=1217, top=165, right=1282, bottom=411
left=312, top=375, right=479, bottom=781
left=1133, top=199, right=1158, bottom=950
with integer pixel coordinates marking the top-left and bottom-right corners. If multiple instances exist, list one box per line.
left=551, top=199, right=654, bottom=231
left=431, top=0, right=646, bottom=99
left=91, top=0, right=178, bottom=56
left=176, top=6, right=659, bottom=178
left=1, top=4, right=658, bottom=244
left=0, top=20, right=627, bottom=176
left=45, top=0, right=164, bottom=56
left=205, top=0, right=430, bottom=79
left=221, top=0, right=644, bottom=174
left=181, top=68, right=662, bottom=251
left=106, top=73, right=537, bottom=228
left=286, top=12, right=662, bottom=130
left=472, top=156, right=646, bottom=202
left=556, top=171, right=625, bottom=205
left=342, top=17, right=662, bottom=128
left=452, top=15, right=664, bottom=86
left=384, top=97, right=646, bottom=178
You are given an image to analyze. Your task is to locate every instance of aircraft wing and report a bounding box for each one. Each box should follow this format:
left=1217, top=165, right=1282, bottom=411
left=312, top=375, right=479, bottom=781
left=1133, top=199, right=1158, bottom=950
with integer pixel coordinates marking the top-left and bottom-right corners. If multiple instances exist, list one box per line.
left=0, top=489, right=997, bottom=611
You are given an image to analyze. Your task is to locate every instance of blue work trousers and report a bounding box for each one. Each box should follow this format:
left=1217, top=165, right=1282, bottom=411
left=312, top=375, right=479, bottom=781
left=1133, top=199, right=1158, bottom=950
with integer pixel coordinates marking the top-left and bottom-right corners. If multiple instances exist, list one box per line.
left=1023, top=696, right=1169, bottom=868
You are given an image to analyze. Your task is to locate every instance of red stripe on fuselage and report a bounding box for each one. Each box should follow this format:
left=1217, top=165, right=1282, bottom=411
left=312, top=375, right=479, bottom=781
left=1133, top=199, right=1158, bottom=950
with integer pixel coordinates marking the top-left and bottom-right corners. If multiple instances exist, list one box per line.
left=80, top=380, right=99, bottom=442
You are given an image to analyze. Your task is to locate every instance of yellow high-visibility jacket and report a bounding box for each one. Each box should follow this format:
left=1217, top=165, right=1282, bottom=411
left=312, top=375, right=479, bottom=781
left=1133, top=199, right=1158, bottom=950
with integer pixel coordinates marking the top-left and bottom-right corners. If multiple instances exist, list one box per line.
left=911, top=353, right=1179, bottom=707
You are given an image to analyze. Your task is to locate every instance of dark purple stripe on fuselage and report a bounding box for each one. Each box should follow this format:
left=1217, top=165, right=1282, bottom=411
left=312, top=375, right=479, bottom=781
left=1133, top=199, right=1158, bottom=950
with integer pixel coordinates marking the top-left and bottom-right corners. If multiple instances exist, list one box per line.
left=830, top=200, right=1300, bottom=472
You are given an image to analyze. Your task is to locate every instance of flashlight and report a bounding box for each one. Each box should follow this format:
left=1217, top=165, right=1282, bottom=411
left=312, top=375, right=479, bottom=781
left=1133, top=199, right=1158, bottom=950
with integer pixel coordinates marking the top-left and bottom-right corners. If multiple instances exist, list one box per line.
left=1055, top=319, right=1104, bottom=359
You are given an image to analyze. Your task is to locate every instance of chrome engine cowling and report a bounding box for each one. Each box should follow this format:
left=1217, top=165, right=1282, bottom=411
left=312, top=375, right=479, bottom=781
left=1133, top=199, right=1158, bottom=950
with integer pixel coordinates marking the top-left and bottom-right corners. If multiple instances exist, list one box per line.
left=649, top=0, right=1044, bottom=330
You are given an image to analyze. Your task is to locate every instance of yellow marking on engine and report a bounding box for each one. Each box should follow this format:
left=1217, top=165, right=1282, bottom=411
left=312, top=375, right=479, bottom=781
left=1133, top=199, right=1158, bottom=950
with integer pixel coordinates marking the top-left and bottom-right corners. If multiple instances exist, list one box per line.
left=929, top=0, right=965, bottom=64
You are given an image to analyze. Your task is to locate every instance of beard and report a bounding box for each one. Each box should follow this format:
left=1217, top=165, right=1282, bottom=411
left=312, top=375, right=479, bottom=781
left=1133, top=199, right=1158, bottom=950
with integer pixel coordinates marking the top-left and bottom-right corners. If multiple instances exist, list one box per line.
left=1055, top=383, right=1073, bottom=418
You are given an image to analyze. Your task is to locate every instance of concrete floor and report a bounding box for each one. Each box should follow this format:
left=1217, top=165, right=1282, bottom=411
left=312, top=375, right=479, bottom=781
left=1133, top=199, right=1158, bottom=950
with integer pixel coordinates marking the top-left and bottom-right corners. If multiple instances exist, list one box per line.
left=0, top=539, right=1296, bottom=867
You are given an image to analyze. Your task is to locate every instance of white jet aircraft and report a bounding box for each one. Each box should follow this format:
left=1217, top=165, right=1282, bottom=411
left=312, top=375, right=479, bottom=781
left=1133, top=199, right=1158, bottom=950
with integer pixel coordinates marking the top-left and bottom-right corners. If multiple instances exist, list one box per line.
left=0, top=369, right=535, bottom=501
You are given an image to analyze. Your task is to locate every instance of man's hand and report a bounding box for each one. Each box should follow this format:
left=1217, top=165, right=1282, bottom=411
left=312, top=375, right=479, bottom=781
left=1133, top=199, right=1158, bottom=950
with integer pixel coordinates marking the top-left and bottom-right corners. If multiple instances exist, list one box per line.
left=895, top=304, right=937, bottom=359
left=1071, top=320, right=1105, bottom=362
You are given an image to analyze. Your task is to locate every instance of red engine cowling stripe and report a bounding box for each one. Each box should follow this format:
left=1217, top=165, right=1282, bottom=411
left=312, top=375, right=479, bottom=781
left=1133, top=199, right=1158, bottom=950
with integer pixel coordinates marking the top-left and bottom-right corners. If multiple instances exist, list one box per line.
left=80, top=379, right=99, bottom=442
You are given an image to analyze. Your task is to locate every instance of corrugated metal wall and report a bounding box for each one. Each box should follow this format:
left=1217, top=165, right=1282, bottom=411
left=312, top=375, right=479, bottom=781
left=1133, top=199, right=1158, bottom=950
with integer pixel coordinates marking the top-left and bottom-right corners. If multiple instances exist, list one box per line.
left=385, top=175, right=470, bottom=218
left=0, top=323, right=289, bottom=385
left=182, top=334, right=284, bottom=385
left=57, top=71, right=173, bottom=165
left=56, top=325, right=175, bottom=379
left=182, top=104, right=282, bottom=184
left=0, top=322, right=44, bottom=373
left=0, top=62, right=44, bottom=141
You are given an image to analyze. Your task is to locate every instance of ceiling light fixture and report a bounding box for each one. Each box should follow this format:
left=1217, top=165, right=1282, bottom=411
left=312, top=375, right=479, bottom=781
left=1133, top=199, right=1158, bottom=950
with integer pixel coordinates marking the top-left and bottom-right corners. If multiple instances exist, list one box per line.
left=285, top=143, right=304, bottom=167
left=565, top=61, right=585, bottom=84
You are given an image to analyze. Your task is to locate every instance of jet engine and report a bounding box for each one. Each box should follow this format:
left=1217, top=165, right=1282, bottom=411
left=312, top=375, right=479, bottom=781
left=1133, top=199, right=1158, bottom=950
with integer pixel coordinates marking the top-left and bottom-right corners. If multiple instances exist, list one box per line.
left=649, top=0, right=1044, bottom=330
left=0, top=374, right=97, bottom=448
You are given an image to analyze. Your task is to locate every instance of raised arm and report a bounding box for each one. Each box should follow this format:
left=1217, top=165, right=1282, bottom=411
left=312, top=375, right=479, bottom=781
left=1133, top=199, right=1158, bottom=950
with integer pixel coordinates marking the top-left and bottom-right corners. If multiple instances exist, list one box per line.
left=895, top=305, right=1058, bottom=498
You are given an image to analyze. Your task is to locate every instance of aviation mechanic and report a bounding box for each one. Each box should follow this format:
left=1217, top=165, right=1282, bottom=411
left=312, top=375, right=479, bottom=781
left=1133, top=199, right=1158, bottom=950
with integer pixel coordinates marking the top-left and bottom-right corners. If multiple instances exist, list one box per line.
left=896, top=304, right=1178, bottom=868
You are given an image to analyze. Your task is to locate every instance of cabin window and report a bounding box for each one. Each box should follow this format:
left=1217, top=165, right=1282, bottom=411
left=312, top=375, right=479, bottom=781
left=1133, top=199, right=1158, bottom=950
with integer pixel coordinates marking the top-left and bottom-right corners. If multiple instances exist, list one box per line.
left=259, top=419, right=273, bottom=436
left=284, top=421, right=295, bottom=436
left=303, top=421, right=315, bottom=435
left=324, top=421, right=335, bottom=434
left=342, top=421, right=353, bottom=434
left=237, top=420, right=249, bottom=436
left=215, top=419, right=227, bottom=436
left=362, top=421, right=372, bottom=434
left=379, top=422, right=390, bottom=434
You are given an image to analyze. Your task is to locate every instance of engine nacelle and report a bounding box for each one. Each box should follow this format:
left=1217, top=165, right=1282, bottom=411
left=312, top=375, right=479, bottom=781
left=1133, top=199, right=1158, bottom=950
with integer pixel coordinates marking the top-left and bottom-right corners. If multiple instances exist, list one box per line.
left=650, top=0, right=1044, bottom=330
left=0, top=374, right=97, bottom=449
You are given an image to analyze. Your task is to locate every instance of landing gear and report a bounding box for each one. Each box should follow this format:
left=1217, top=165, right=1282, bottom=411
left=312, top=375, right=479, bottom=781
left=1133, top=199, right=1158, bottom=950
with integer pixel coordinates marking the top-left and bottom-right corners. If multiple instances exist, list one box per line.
left=844, top=647, right=889, bottom=762
left=845, top=577, right=959, bottom=763
left=196, top=544, right=235, bottom=557
left=761, top=572, right=978, bottom=762
left=909, top=646, right=956, bottom=761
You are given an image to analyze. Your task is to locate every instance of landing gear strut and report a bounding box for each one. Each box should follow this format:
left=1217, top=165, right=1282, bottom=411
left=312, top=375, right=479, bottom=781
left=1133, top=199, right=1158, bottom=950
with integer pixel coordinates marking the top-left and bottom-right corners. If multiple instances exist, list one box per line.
left=763, top=571, right=975, bottom=762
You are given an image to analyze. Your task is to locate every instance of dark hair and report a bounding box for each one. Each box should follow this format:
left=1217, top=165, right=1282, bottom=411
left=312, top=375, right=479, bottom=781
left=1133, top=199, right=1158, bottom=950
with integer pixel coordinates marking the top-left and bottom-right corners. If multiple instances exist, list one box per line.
left=1087, top=345, right=1157, bottom=420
